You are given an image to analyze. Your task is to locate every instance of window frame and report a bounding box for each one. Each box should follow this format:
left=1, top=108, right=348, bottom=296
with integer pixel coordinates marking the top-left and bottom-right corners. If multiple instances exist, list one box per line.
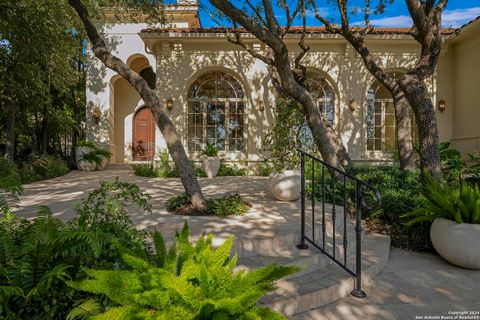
left=186, top=72, right=247, bottom=153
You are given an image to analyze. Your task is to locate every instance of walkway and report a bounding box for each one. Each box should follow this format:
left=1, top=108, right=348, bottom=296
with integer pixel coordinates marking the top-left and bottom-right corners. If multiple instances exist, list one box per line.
left=294, top=248, right=480, bottom=320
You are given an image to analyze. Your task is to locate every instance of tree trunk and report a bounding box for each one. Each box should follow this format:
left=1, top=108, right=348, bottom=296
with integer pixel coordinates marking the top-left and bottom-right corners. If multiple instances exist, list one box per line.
left=4, top=98, right=17, bottom=161
left=400, top=74, right=442, bottom=180
left=392, top=89, right=416, bottom=170
left=68, top=0, right=205, bottom=209
left=274, top=50, right=351, bottom=170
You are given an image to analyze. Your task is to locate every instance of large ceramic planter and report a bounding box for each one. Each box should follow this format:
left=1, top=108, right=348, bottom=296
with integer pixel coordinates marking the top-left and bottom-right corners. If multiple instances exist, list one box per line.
left=430, top=218, right=480, bottom=269
left=96, top=156, right=109, bottom=171
left=78, top=161, right=96, bottom=172
left=203, top=157, right=220, bottom=179
left=75, top=146, right=92, bottom=165
left=268, top=170, right=301, bottom=202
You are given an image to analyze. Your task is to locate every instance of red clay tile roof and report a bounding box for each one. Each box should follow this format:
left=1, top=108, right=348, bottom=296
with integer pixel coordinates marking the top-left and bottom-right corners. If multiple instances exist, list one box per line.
left=141, top=26, right=457, bottom=35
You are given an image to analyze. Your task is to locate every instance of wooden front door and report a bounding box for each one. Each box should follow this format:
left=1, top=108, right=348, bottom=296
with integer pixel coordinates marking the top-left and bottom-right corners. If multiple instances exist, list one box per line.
left=133, top=108, right=156, bottom=161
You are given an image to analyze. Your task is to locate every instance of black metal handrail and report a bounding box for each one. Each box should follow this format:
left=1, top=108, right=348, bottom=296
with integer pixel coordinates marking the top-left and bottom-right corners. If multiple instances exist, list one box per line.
left=297, top=151, right=381, bottom=298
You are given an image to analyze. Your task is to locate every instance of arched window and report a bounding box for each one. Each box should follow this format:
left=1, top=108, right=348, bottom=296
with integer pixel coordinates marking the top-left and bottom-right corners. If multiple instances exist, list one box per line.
left=367, top=72, right=417, bottom=152
left=305, top=72, right=336, bottom=125
left=187, top=71, right=246, bottom=152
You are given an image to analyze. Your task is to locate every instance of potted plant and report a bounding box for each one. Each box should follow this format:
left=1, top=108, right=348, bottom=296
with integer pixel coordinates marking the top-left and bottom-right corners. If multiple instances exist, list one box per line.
left=95, top=147, right=112, bottom=170
left=75, top=140, right=97, bottom=165
left=403, top=176, right=480, bottom=269
left=78, top=151, right=102, bottom=172
left=201, top=144, right=220, bottom=179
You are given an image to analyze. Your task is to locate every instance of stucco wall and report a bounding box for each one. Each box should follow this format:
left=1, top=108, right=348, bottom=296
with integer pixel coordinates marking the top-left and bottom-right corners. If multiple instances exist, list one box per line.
left=449, top=23, right=480, bottom=157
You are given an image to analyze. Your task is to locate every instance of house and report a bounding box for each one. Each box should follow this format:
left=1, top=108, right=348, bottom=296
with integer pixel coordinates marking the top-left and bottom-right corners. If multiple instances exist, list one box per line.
left=85, top=0, right=480, bottom=170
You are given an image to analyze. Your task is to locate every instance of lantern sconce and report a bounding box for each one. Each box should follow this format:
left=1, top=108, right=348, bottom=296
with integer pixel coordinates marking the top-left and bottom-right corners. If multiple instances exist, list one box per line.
left=258, top=99, right=265, bottom=112
left=349, top=98, right=358, bottom=112
left=166, top=98, right=174, bottom=111
left=90, top=102, right=102, bottom=124
left=438, top=99, right=446, bottom=113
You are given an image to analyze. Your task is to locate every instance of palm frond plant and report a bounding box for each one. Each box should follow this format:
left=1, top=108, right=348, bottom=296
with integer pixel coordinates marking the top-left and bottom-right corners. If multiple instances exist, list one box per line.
left=200, top=144, right=220, bottom=157
left=402, top=175, right=480, bottom=225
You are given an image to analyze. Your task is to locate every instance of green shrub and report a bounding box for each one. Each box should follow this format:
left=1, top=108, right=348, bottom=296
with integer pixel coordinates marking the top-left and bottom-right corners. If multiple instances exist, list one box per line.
left=204, top=193, right=251, bottom=217
left=403, top=176, right=480, bottom=225
left=256, top=161, right=274, bottom=176
left=68, top=223, right=297, bottom=320
left=20, top=155, right=70, bottom=184
left=200, top=143, right=220, bottom=157
left=348, top=166, right=428, bottom=250
left=439, top=141, right=465, bottom=182
left=166, top=193, right=251, bottom=217
left=131, top=162, right=158, bottom=177
left=217, top=163, right=247, bottom=176
left=0, top=179, right=153, bottom=319
left=0, top=158, right=22, bottom=213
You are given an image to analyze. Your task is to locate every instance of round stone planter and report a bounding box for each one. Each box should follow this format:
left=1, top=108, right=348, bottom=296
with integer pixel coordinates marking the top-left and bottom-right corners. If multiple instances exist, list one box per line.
left=75, top=146, right=93, bottom=166
left=203, top=157, right=220, bottom=179
left=96, top=156, right=109, bottom=171
left=430, top=218, right=480, bottom=269
left=268, top=170, right=301, bottom=202
left=78, top=161, right=96, bottom=172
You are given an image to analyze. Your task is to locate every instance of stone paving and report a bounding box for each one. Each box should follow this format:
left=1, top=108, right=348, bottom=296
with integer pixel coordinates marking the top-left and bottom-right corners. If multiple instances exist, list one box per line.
left=15, top=167, right=480, bottom=320
left=294, top=248, right=480, bottom=320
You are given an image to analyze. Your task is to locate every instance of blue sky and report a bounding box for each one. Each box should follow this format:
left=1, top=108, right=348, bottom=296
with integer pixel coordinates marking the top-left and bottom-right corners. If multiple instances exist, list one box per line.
left=198, top=1, right=480, bottom=28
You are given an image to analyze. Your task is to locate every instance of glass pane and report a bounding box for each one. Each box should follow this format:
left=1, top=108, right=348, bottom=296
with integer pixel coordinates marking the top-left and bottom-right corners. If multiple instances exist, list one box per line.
left=188, top=72, right=244, bottom=99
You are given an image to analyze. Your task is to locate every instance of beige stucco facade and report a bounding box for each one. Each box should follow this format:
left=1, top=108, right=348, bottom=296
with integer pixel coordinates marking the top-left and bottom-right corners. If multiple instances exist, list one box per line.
left=85, top=2, right=480, bottom=169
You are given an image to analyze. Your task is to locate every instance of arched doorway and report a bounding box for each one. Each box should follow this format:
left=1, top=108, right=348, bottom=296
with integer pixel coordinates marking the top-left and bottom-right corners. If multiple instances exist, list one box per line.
left=132, top=107, right=156, bottom=161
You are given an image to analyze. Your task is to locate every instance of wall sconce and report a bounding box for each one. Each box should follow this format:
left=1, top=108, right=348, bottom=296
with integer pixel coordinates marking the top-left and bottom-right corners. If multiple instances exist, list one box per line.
left=349, top=98, right=358, bottom=112
left=258, top=100, right=265, bottom=112
left=438, top=99, right=446, bottom=113
left=166, top=98, right=174, bottom=111
left=90, top=103, right=102, bottom=124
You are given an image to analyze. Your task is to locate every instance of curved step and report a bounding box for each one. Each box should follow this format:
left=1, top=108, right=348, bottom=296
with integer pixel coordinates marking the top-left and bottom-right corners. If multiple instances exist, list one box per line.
left=258, top=233, right=391, bottom=317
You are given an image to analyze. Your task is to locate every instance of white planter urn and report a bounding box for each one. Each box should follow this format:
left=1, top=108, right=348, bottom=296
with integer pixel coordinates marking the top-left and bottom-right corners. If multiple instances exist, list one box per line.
left=268, top=170, right=301, bottom=202
left=79, top=161, right=96, bottom=172
left=75, top=146, right=92, bottom=166
left=96, top=156, right=108, bottom=171
left=430, top=218, right=480, bottom=269
left=203, top=157, right=220, bottom=179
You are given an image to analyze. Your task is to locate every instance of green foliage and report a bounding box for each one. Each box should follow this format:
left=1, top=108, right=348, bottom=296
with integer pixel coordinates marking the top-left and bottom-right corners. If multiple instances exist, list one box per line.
left=263, top=98, right=316, bottom=172
left=439, top=141, right=465, bottom=182
left=79, top=151, right=103, bottom=166
left=166, top=193, right=251, bottom=217
left=0, top=179, right=153, bottom=319
left=201, top=144, right=220, bottom=157
left=204, top=194, right=251, bottom=217
left=218, top=163, right=247, bottom=176
left=348, top=166, right=428, bottom=250
left=76, top=140, right=98, bottom=149
left=256, top=161, right=274, bottom=177
left=131, top=162, right=159, bottom=178
left=165, top=193, right=190, bottom=213
left=0, top=158, right=23, bottom=213
left=67, top=223, right=297, bottom=320
left=403, top=175, right=480, bottom=225
left=20, top=155, right=70, bottom=184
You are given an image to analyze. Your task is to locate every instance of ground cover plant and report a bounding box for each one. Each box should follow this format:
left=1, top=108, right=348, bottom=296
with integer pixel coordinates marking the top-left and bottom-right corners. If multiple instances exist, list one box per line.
left=68, top=223, right=297, bottom=320
left=166, top=193, right=251, bottom=217
left=19, top=155, right=70, bottom=184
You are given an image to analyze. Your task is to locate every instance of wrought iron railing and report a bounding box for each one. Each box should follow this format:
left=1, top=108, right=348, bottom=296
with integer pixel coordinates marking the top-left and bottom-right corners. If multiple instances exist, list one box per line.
left=297, top=151, right=381, bottom=298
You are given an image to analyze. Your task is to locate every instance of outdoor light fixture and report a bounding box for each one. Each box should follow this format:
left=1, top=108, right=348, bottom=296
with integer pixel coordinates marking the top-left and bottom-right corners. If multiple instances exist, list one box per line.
left=90, top=102, right=102, bottom=124
left=438, top=99, right=447, bottom=113
left=166, top=98, right=174, bottom=111
left=349, top=98, right=358, bottom=112
left=258, top=99, right=265, bottom=112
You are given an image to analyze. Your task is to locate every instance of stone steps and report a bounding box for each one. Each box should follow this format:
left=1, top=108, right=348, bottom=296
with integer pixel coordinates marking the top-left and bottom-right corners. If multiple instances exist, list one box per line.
left=255, top=233, right=391, bottom=317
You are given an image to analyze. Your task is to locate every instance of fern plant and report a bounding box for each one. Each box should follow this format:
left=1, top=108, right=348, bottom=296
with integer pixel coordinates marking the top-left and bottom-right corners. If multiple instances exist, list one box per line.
left=68, top=223, right=297, bottom=320
left=402, top=175, right=480, bottom=225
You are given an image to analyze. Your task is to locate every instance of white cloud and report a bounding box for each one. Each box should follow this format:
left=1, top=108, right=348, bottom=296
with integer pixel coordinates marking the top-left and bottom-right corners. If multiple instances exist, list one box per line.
left=365, top=7, right=480, bottom=28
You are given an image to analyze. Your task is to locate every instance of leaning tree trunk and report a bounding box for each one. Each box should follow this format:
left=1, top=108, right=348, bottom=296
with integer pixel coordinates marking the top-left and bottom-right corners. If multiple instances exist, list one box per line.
left=68, top=0, right=205, bottom=209
left=392, top=89, right=416, bottom=170
left=400, top=74, right=442, bottom=180
left=4, top=97, right=17, bottom=161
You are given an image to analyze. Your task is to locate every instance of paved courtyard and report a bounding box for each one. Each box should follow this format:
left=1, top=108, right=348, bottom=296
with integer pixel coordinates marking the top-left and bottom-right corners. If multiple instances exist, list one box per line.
left=14, top=168, right=480, bottom=320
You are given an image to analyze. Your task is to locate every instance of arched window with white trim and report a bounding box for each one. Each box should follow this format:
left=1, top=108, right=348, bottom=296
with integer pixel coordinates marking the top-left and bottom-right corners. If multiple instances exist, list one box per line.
left=366, top=72, right=417, bottom=152
left=187, top=71, right=246, bottom=152
left=305, top=71, right=336, bottom=125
